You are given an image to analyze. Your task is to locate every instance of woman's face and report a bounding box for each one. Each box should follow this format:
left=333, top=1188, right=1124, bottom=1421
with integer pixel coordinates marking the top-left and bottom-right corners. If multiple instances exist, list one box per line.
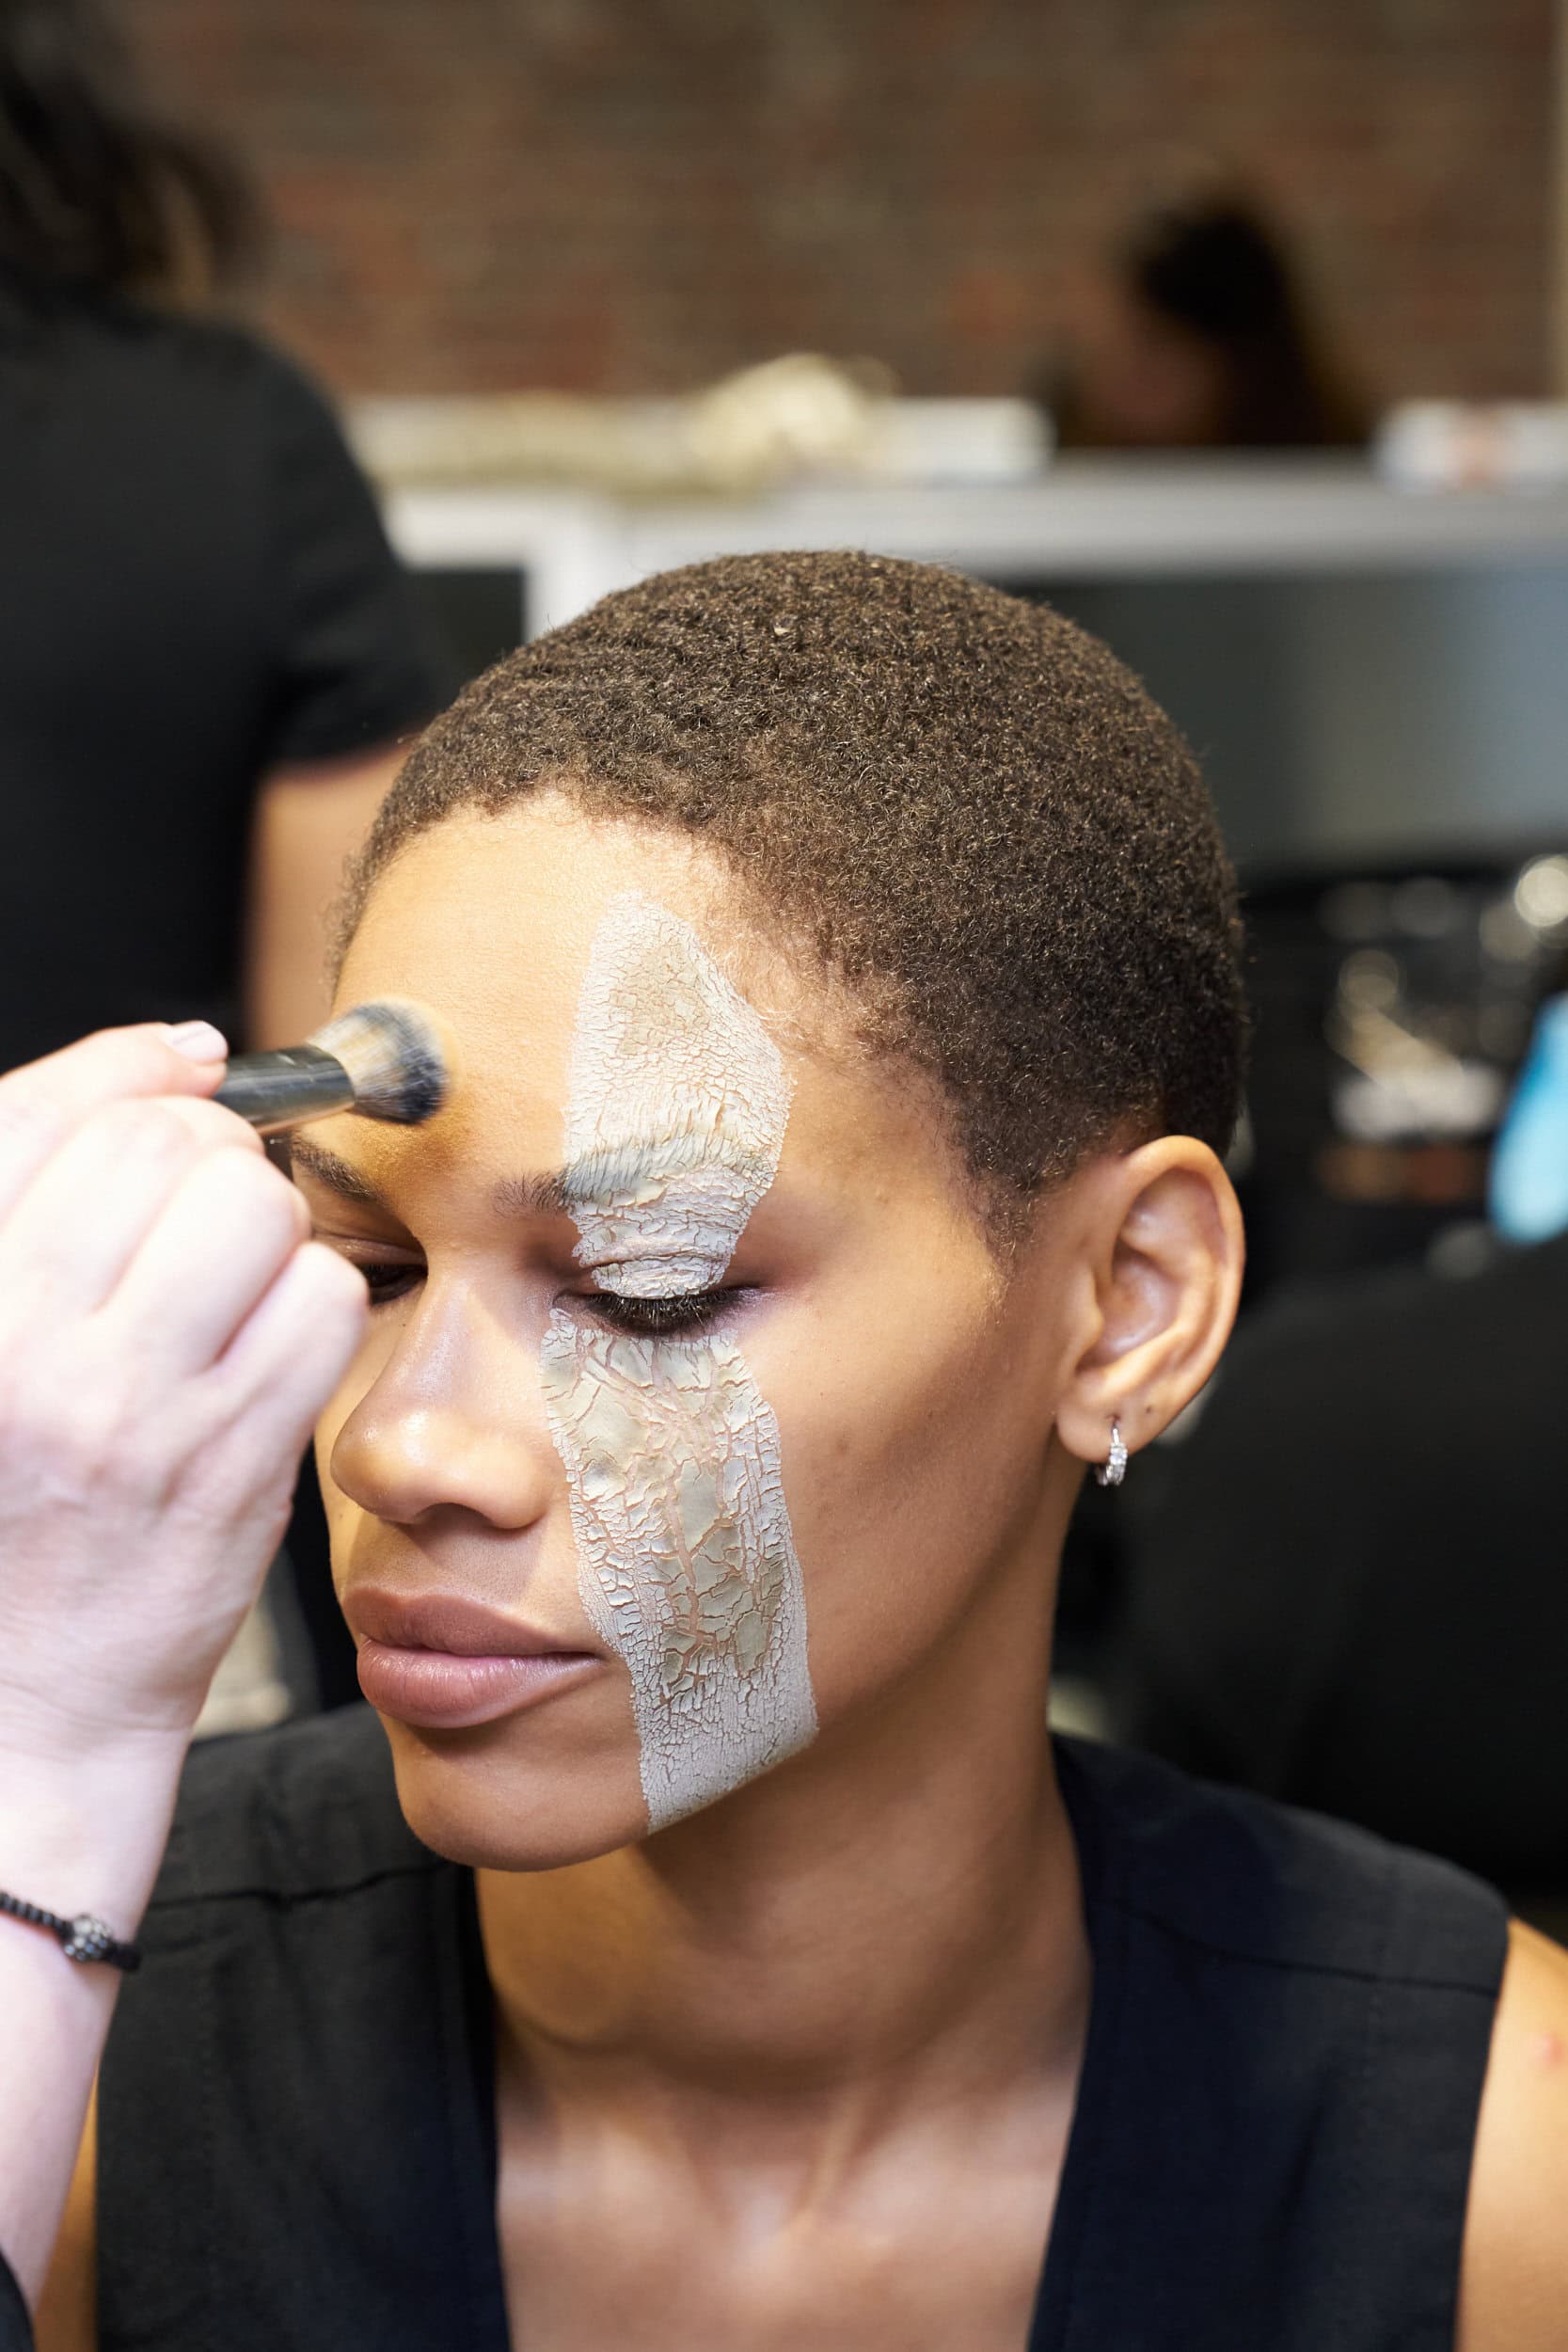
left=306, top=796, right=1082, bottom=1868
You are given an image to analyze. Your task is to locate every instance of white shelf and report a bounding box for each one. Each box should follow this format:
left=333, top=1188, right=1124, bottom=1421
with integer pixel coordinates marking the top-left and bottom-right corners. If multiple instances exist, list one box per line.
left=382, top=458, right=1568, bottom=637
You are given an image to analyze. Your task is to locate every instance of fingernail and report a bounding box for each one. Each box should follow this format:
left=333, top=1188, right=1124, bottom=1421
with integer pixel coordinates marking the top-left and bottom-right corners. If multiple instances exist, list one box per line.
left=164, top=1020, right=229, bottom=1062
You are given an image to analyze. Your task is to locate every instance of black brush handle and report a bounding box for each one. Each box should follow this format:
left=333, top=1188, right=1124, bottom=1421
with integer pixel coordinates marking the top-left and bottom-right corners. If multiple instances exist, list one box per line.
left=214, top=1045, right=355, bottom=1135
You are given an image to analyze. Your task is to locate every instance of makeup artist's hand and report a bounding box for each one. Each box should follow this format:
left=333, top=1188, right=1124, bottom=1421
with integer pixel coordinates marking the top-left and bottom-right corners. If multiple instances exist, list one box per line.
left=0, top=1023, right=366, bottom=2312
left=0, top=1022, right=368, bottom=1772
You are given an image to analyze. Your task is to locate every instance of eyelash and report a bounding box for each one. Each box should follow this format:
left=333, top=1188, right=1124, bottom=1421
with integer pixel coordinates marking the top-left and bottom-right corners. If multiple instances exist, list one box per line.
left=357, top=1261, right=420, bottom=1308
left=586, top=1288, right=734, bottom=1340
left=341, top=1255, right=736, bottom=1341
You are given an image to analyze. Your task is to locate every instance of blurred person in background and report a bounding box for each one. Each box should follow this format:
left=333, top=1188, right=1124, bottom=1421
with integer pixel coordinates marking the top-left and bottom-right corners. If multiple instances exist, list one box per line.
left=1039, top=172, right=1370, bottom=452
left=0, top=0, right=448, bottom=1067
left=0, top=0, right=450, bottom=1724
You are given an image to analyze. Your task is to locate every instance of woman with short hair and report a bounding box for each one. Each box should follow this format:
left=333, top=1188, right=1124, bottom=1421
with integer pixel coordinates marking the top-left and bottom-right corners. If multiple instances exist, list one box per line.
left=4, top=553, right=1565, bottom=2351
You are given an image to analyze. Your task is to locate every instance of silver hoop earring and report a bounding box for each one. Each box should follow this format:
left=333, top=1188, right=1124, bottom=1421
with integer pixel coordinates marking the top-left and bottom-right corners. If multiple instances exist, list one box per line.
left=1095, top=1420, right=1128, bottom=1488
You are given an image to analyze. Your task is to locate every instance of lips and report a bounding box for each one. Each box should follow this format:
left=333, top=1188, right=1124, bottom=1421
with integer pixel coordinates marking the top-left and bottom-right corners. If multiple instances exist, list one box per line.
left=343, top=1588, right=602, bottom=1730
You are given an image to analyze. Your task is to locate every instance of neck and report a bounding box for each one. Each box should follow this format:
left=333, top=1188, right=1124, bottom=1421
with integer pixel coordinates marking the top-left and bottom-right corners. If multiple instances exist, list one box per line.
left=477, top=1559, right=1088, bottom=2141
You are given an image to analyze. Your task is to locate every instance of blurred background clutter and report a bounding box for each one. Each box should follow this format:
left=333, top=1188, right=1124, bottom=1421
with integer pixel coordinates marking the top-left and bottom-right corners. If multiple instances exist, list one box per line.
left=8, top=0, right=1568, bottom=1903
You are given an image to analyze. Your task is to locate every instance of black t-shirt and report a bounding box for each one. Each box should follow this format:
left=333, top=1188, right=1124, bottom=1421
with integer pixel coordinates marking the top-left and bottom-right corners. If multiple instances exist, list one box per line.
left=0, top=278, right=449, bottom=1070
left=0, top=2253, right=24, bottom=2352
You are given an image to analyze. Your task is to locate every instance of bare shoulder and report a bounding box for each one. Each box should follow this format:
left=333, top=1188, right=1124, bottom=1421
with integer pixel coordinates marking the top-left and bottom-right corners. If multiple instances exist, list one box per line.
left=34, top=2087, right=96, bottom=2352
left=1458, top=1920, right=1568, bottom=2351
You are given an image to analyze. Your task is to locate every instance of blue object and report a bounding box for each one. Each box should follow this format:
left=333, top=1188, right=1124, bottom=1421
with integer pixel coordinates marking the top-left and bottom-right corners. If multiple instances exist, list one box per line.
left=1490, top=993, right=1568, bottom=1243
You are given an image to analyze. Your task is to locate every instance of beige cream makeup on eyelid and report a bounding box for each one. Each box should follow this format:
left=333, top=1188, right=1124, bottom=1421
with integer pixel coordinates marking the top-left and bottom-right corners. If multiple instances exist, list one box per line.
left=540, top=894, right=817, bottom=1830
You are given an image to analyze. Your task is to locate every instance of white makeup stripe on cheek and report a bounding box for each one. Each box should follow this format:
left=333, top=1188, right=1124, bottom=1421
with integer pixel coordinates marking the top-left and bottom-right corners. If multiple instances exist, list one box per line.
left=541, top=1321, right=816, bottom=1828
left=541, top=894, right=817, bottom=1829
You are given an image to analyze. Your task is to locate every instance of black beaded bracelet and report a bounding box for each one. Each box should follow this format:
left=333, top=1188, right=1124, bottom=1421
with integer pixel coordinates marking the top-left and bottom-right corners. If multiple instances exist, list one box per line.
left=0, top=1887, right=141, bottom=1972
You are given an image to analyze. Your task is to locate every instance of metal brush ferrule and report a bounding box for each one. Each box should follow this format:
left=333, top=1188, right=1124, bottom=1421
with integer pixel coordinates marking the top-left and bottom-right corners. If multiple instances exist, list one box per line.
left=214, top=1044, right=356, bottom=1136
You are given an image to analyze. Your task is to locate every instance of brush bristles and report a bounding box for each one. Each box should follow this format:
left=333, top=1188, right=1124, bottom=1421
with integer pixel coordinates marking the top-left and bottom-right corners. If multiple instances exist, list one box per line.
left=309, top=999, right=448, bottom=1124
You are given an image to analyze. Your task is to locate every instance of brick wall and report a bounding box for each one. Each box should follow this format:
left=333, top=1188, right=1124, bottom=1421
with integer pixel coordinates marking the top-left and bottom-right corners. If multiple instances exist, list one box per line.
left=134, top=0, right=1557, bottom=406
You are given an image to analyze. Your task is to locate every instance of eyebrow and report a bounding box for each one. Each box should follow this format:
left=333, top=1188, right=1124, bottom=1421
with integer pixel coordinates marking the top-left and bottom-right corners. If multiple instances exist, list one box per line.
left=287, top=1134, right=775, bottom=1220
left=286, top=1136, right=385, bottom=1205
left=490, top=1168, right=576, bottom=1217
left=289, top=1136, right=573, bottom=1218
left=525, top=1136, right=778, bottom=1219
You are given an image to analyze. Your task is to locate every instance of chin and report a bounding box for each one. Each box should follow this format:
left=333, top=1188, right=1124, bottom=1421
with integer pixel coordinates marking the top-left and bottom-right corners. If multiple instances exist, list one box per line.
left=378, top=1713, right=651, bottom=1871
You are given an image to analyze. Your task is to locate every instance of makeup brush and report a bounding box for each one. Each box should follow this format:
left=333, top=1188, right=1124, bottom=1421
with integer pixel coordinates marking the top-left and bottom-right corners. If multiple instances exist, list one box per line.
left=214, top=1000, right=449, bottom=1136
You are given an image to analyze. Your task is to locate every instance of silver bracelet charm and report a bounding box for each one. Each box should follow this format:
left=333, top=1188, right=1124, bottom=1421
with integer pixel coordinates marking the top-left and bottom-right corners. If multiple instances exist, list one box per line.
left=0, top=1886, right=141, bottom=1971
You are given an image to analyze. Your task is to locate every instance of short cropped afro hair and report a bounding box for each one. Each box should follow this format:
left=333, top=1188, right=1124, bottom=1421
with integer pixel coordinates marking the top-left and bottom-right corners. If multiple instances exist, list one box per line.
left=339, top=550, right=1245, bottom=1221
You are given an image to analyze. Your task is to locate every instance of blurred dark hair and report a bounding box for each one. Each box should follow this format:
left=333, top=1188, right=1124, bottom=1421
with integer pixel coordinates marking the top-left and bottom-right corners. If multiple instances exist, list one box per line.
left=1044, top=183, right=1370, bottom=452
left=1121, top=191, right=1368, bottom=448
left=0, top=0, right=256, bottom=300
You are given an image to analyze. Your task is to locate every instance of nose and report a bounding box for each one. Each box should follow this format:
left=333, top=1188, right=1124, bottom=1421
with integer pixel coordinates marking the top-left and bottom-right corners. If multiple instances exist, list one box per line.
left=328, top=1275, right=559, bottom=1532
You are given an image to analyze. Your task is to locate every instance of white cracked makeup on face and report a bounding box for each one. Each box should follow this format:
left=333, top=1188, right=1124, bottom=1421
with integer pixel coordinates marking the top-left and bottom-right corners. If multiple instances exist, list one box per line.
left=552, top=893, right=793, bottom=1296
left=540, top=894, right=817, bottom=1830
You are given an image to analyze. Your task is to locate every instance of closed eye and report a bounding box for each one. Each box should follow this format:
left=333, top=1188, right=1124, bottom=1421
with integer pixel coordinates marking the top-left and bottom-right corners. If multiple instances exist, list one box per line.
left=313, top=1237, right=422, bottom=1307
left=360, top=1261, right=423, bottom=1307
left=311, top=1237, right=740, bottom=1338
left=582, top=1288, right=736, bottom=1340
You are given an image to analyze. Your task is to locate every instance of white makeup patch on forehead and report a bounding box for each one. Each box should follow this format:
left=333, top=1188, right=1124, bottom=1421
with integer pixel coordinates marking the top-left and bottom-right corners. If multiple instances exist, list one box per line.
left=560, top=894, right=792, bottom=1295
left=542, top=892, right=816, bottom=1830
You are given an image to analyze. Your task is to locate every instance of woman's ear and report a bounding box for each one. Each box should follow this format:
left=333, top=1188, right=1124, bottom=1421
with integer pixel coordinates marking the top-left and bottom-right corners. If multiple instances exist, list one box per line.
left=1053, top=1136, right=1244, bottom=1477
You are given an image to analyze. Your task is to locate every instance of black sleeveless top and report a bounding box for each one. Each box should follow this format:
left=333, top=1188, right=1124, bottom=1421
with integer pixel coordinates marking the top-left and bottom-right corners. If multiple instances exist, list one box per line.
left=87, top=1706, right=1506, bottom=2351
